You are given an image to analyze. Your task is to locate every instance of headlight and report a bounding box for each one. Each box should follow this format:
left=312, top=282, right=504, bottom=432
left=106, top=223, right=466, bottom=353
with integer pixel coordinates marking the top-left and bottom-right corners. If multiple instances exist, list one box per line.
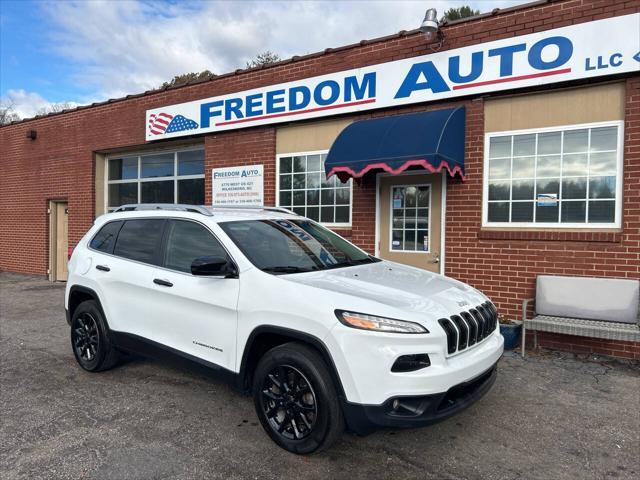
left=335, top=310, right=428, bottom=334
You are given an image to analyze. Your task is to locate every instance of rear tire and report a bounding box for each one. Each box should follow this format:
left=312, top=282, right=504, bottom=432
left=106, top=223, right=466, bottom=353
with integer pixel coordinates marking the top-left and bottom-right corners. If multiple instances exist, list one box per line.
left=252, top=342, right=344, bottom=454
left=70, top=300, right=119, bottom=372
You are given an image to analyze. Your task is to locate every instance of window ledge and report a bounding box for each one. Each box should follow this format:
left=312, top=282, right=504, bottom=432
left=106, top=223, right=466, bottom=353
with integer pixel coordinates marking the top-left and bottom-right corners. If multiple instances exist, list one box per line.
left=477, top=228, right=622, bottom=243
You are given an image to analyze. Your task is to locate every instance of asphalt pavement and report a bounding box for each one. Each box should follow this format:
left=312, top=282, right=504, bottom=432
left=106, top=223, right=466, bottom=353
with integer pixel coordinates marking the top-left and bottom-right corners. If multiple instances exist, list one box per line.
left=1, top=272, right=638, bottom=480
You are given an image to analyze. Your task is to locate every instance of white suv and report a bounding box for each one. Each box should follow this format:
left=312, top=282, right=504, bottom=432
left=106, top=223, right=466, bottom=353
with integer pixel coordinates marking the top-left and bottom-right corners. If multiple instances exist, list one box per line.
left=65, top=204, right=504, bottom=453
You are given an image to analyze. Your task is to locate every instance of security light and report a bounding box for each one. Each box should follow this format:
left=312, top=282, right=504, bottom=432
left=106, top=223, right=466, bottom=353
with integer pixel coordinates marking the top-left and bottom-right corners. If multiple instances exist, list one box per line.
left=419, top=8, right=439, bottom=34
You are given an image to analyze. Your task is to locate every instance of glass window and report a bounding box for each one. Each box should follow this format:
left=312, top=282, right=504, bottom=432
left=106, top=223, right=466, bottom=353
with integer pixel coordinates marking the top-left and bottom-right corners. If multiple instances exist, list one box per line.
left=108, top=157, right=137, bottom=180
left=164, top=220, right=228, bottom=273
left=113, top=219, right=165, bottom=265
left=178, top=178, right=205, bottom=204
left=108, top=183, right=137, bottom=208
left=391, top=185, right=430, bottom=252
left=220, top=219, right=377, bottom=274
left=278, top=153, right=351, bottom=224
left=178, top=150, right=204, bottom=176
left=141, top=181, right=174, bottom=203
left=106, top=149, right=205, bottom=210
left=89, top=221, right=123, bottom=254
left=485, top=124, right=621, bottom=227
left=141, top=153, right=174, bottom=178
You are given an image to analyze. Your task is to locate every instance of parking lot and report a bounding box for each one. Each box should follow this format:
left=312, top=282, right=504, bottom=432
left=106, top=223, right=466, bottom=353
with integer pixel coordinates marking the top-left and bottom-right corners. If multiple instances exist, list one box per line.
left=0, top=272, right=638, bottom=480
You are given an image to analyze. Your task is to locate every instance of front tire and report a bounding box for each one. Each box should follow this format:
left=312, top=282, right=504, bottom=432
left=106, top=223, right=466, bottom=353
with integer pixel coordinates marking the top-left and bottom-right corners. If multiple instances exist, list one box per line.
left=70, top=300, right=119, bottom=372
left=252, top=342, right=344, bottom=454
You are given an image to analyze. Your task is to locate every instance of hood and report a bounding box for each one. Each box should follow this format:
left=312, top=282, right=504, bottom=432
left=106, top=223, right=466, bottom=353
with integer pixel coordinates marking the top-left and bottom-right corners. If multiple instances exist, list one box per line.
left=285, top=260, right=487, bottom=319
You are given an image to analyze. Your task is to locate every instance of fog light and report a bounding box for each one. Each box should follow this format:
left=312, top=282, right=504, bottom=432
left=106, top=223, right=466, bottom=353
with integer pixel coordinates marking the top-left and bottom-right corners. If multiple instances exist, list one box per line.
left=391, top=354, right=431, bottom=372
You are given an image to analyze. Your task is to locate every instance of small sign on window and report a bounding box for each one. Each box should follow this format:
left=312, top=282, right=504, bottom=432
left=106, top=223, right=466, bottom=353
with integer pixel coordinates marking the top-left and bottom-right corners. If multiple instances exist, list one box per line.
left=537, top=193, right=558, bottom=207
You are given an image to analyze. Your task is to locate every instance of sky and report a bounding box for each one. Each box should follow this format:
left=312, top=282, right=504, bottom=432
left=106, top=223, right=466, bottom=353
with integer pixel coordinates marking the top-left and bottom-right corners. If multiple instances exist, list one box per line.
left=0, top=0, right=528, bottom=119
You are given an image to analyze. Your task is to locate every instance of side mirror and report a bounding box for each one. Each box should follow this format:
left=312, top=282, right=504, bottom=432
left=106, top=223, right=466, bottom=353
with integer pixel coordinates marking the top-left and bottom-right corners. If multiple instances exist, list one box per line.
left=191, top=256, right=238, bottom=278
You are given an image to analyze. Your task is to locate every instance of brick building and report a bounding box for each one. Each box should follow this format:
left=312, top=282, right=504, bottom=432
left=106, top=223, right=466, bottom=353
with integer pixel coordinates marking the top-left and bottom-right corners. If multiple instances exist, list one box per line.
left=1, top=0, right=639, bottom=358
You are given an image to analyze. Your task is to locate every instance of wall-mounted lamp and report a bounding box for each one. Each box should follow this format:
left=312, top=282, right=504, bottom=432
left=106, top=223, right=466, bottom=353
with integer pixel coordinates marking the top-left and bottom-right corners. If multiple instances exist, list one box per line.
left=419, top=8, right=444, bottom=45
left=26, top=130, right=37, bottom=140
left=419, top=8, right=439, bottom=34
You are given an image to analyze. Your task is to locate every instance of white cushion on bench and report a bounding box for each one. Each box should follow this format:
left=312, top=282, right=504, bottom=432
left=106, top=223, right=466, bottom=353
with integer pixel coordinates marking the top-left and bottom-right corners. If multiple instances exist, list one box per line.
left=536, top=276, right=639, bottom=324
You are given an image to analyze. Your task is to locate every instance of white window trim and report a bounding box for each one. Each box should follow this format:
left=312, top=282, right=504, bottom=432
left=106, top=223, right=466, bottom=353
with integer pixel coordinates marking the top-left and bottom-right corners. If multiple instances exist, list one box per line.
left=275, top=150, right=353, bottom=228
left=482, top=120, right=624, bottom=229
left=388, top=183, right=432, bottom=254
left=105, top=145, right=205, bottom=211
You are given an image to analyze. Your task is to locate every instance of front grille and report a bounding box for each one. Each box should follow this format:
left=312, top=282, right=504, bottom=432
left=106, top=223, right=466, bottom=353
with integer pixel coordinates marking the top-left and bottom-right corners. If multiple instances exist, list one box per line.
left=439, top=301, right=498, bottom=355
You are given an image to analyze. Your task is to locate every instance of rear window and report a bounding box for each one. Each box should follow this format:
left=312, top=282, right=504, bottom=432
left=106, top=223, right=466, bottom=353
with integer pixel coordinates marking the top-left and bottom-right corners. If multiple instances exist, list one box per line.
left=89, top=221, right=123, bottom=254
left=113, top=219, right=165, bottom=265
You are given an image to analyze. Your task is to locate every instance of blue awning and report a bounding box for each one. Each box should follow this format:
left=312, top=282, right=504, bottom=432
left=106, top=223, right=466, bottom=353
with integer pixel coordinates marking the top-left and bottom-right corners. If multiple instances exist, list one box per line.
left=325, top=107, right=465, bottom=182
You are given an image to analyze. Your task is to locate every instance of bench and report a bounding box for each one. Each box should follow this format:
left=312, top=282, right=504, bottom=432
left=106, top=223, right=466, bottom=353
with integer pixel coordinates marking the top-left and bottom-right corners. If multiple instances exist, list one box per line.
left=521, top=275, right=640, bottom=357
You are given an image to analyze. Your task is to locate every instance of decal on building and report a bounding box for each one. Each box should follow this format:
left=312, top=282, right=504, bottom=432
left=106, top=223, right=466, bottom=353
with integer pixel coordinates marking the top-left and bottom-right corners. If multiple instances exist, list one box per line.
left=212, top=165, right=264, bottom=206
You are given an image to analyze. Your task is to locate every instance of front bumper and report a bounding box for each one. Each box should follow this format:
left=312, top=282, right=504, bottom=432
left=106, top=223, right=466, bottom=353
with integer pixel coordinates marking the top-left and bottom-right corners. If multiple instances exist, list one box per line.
left=342, top=362, right=498, bottom=435
left=326, top=321, right=504, bottom=405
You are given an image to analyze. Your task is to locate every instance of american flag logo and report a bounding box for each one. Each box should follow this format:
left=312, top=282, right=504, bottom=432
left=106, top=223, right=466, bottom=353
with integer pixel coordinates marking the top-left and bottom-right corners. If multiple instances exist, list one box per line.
left=148, top=113, right=199, bottom=135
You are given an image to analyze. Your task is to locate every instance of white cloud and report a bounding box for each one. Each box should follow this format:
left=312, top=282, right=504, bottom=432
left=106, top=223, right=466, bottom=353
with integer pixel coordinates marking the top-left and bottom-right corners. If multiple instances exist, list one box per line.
left=4, top=89, right=51, bottom=118
left=2, top=89, right=79, bottom=119
left=40, top=0, right=527, bottom=101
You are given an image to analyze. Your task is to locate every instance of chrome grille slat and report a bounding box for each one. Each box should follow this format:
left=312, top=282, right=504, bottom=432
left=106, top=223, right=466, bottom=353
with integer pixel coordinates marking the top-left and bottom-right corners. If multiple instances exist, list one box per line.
left=461, top=311, right=478, bottom=346
left=477, top=305, right=491, bottom=338
left=440, top=303, right=498, bottom=356
left=438, top=318, right=458, bottom=354
left=470, top=309, right=485, bottom=341
left=450, top=315, right=468, bottom=350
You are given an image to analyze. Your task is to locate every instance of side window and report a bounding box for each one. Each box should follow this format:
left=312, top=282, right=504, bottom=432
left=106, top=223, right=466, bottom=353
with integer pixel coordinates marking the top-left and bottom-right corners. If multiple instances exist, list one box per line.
left=164, top=220, right=228, bottom=273
left=90, top=221, right=123, bottom=254
left=113, top=219, right=165, bottom=265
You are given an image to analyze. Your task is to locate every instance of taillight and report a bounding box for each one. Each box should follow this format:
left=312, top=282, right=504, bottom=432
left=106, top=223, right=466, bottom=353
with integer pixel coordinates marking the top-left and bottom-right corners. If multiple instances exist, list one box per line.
left=68, top=245, right=75, bottom=260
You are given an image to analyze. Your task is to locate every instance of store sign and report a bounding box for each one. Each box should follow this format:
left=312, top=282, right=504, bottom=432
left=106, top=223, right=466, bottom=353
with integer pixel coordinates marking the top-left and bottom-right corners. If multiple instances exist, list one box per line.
left=212, top=164, right=264, bottom=206
left=146, top=14, right=639, bottom=141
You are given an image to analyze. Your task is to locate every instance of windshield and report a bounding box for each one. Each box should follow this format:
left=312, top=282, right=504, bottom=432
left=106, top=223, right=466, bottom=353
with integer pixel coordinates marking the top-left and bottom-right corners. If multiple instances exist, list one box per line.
left=219, top=219, right=380, bottom=274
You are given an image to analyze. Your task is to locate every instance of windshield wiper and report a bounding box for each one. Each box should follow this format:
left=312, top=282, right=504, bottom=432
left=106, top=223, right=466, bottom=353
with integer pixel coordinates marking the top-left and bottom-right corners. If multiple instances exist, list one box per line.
left=323, top=256, right=380, bottom=270
left=262, top=266, right=317, bottom=274
left=354, top=255, right=381, bottom=264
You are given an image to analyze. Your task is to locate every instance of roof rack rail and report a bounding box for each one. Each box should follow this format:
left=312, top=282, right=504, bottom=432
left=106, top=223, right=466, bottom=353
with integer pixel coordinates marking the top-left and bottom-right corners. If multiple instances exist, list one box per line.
left=208, top=205, right=299, bottom=215
left=113, top=204, right=213, bottom=216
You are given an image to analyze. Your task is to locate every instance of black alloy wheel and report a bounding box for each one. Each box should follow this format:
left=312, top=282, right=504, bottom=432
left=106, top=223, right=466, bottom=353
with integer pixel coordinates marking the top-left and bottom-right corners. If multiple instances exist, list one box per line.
left=252, top=342, right=344, bottom=454
left=72, top=312, right=100, bottom=363
left=70, top=300, right=119, bottom=372
left=261, top=365, right=318, bottom=440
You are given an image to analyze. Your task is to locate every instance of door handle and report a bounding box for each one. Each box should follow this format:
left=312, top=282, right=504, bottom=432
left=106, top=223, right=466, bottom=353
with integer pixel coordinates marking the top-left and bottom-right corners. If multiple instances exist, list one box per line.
left=153, top=278, right=173, bottom=287
left=96, top=265, right=110, bottom=272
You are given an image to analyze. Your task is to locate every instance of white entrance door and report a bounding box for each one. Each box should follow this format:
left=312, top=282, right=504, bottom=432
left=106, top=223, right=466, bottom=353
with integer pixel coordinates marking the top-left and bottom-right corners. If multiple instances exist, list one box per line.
left=378, top=173, right=443, bottom=273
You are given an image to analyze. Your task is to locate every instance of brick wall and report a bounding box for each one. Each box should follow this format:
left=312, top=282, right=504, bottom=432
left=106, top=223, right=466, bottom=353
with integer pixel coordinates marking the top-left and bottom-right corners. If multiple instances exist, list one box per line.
left=525, top=331, right=640, bottom=359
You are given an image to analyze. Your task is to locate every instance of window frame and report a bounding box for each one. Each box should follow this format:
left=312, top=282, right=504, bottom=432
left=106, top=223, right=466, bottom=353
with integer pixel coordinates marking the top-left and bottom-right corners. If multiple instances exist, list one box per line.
left=88, top=216, right=239, bottom=275
left=105, top=145, right=205, bottom=211
left=389, top=183, right=432, bottom=254
left=482, top=121, right=624, bottom=229
left=275, top=150, right=353, bottom=228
